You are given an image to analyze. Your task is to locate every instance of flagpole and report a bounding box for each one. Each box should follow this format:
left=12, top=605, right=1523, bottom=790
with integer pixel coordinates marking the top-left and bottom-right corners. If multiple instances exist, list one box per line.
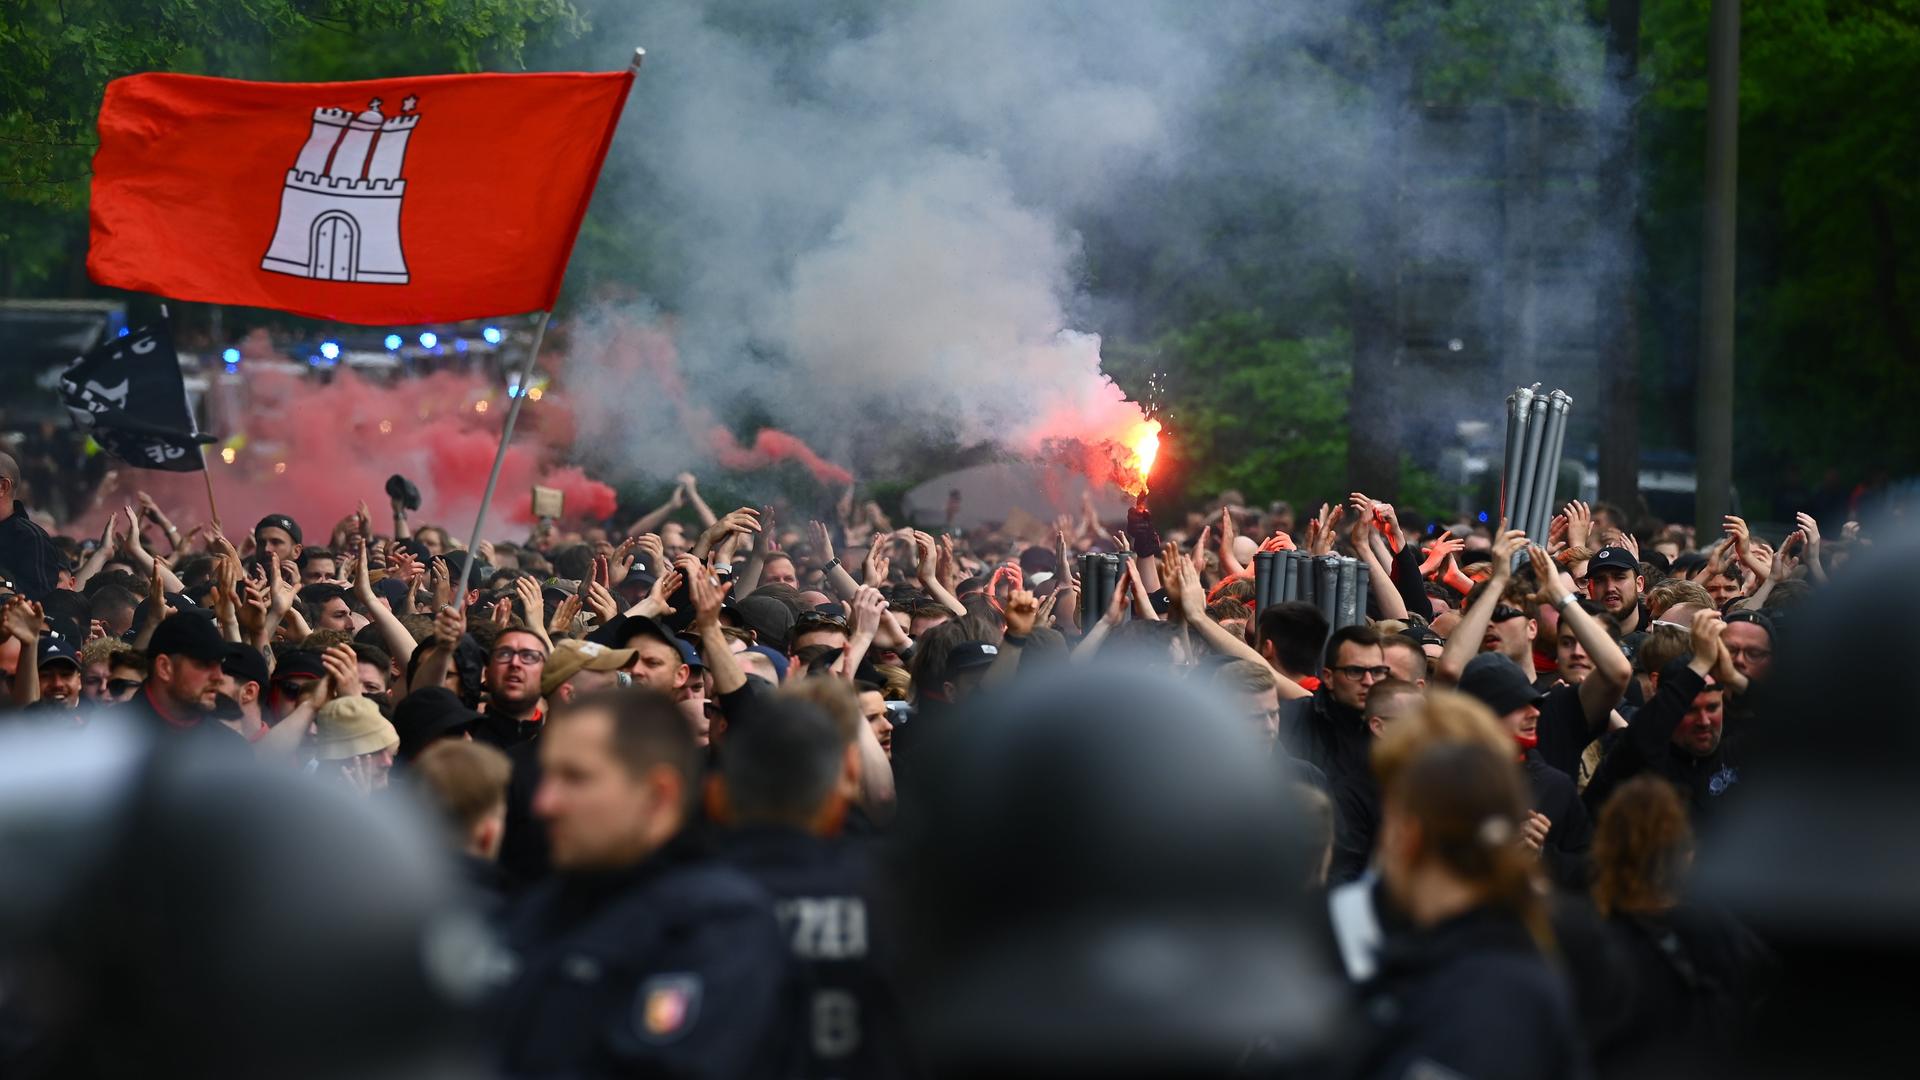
left=453, top=309, right=553, bottom=610
left=448, top=46, right=645, bottom=613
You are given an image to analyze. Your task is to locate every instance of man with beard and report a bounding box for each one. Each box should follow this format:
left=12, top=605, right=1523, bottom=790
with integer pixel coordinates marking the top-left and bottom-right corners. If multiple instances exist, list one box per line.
left=475, top=626, right=549, bottom=750
left=212, top=646, right=272, bottom=741
left=1586, top=545, right=1651, bottom=649
left=1585, top=609, right=1741, bottom=820
left=31, top=636, right=85, bottom=714
left=126, top=612, right=249, bottom=748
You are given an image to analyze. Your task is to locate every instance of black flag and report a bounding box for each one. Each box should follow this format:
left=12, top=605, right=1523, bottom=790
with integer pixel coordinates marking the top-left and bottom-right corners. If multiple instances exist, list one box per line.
left=59, top=319, right=214, bottom=473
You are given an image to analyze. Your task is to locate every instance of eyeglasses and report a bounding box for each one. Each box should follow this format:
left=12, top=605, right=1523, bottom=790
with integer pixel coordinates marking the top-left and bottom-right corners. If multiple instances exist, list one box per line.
left=1491, top=606, right=1528, bottom=622
left=794, top=613, right=850, bottom=634
left=489, top=647, right=547, bottom=666
left=1725, top=646, right=1771, bottom=661
left=107, top=678, right=142, bottom=696
left=1332, top=665, right=1392, bottom=681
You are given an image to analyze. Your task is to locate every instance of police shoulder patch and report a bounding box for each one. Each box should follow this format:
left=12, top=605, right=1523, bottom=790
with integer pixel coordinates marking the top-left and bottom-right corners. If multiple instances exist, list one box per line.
left=635, top=972, right=703, bottom=1043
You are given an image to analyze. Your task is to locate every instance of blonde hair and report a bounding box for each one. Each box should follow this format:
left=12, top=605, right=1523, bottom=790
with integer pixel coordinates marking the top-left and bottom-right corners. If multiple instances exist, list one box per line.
left=410, top=740, right=512, bottom=831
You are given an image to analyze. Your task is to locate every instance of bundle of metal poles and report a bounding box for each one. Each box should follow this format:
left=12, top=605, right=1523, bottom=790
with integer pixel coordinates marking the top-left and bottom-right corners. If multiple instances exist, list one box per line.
left=1077, top=552, right=1133, bottom=627
left=1500, top=384, right=1573, bottom=546
left=1253, top=551, right=1370, bottom=629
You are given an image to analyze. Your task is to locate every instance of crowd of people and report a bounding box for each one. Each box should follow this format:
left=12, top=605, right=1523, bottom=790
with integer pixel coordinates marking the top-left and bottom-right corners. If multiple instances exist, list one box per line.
left=0, top=444, right=1893, bottom=1077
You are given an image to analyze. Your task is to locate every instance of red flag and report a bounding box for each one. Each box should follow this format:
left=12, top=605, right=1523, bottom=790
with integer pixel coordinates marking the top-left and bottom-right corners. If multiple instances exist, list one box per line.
left=88, top=71, right=632, bottom=325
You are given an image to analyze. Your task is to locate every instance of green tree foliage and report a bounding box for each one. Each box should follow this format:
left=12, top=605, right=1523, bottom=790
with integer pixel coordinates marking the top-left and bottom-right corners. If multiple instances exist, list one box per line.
left=1107, top=316, right=1352, bottom=507
left=1640, top=0, right=1920, bottom=495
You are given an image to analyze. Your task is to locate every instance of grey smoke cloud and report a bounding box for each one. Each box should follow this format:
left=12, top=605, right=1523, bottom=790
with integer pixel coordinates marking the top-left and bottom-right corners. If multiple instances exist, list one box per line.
left=553, top=0, right=1618, bottom=488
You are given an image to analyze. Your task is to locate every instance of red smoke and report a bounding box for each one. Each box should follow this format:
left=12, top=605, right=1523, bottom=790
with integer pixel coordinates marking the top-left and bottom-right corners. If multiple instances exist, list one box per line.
left=564, top=315, right=855, bottom=490
left=84, top=364, right=613, bottom=540
left=709, top=428, right=855, bottom=488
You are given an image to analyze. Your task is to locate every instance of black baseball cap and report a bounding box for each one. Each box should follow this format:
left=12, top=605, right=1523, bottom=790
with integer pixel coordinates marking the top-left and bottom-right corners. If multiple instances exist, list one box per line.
left=391, top=687, right=480, bottom=761
left=946, top=641, right=1001, bottom=674
left=1588, top=547, right=1639, bottom=573
left=255, top=514, right=303, bottom=544
left=1458, top=653, right=1546, bottom=716
left=271, top=650, right=329, bottom=684
left=223, top=644, right=271, bottom=690
left=36, top=635, right=80, bottom=671
left=146, top=611, right=229, bottom=663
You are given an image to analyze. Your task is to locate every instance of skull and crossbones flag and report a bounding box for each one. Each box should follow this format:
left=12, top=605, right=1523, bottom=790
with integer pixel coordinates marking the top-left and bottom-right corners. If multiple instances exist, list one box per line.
left=60, top=319, right=214, bottom=473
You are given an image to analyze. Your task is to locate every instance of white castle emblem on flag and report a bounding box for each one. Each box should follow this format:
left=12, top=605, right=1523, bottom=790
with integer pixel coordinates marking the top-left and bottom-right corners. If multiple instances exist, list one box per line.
left=261, top=96, right=420, bottom=284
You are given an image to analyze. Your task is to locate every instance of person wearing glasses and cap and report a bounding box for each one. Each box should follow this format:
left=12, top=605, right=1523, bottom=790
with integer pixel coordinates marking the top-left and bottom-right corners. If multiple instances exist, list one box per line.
left=1436, top=532, right=1632, bottom=784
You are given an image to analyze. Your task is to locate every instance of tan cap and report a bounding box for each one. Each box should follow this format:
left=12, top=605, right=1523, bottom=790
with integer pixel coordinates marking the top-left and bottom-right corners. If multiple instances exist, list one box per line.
left=313, top=695, right=400, bottom=761
left=541, top=639, right=638, bottom=696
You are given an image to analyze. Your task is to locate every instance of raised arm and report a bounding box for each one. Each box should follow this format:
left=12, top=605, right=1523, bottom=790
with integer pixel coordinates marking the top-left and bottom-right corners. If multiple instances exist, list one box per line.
left=687, top=556, right=746, bottom=699
left=1165, top=543, right=1310, bottom=699
left=1436, top=527, right=1527, bottom=685
left=351, top=540, right=417, bottom=669
left=1530, top=545, right=1630, bottom=731
left=678, top=473, right=719, bottom=529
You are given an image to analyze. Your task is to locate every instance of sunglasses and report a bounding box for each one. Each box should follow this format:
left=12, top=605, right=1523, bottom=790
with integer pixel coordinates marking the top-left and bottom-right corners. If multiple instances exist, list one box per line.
left=107, top=678, right=142, bottom=696
left=1492, top=606, right=1529, bottom=622
left=794, top=613, right=850, bottom=633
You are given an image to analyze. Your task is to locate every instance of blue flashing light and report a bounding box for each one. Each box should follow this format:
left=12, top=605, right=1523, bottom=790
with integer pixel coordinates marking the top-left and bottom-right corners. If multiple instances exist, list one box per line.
left=319, top=341, right=341, bottom=361
left=117, top=327, right=130, bottom=337
left=308, top=355, right=322, bottom=366
left=506, top=381, right=522, bottom=398
left=482, top=326, right=504, bottom=345
left=224, top=363, right=238, bottom=374
left=221, top=348, right=241, bottom=364
left=419, top=332, right=439, bottom=349
left=1477, top=511, right=1490, bottom=523
left=384, top=333, right=403, bottom=350
left=454, top=338, right=469, bottom=352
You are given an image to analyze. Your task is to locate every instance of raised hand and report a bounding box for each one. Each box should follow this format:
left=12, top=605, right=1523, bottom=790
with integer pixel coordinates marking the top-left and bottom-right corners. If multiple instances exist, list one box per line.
left=433, top=604, right=466, bottom=649
left=938, top=534, right=962, bottom=592
left=1563, top=500, right=1592, bottom=550
left=1489, top=525, right=1528, bottom=582
left=1520, top=811, right=1551, bottom=853
left=1259, top=531, right=1296, bottom=553
left=1420, top=534, right=1465, bottom=577
left=1, top=597, right=45, bottom=643
left=1794, top=512, right=1823, bottom=561
left=1003, top=589, right=1040, bottom=638
left=1526, top=544, right=1569, bottom=604
left=633, top=568, right=680, bottom=620
left=1689, top=608, right=1726, bottom=670
left=513, top=576, right=544, bottom=632
left=322, top=642, right=360, bottom=701
left=808, top=520, right=836, bottom=565
left=686, top=556, right=732, bottom=631
left=851, top=586, right=886, bottom=640
left=549, top=593, right=583, bottom=634
left=863, top=539, right=891, bottom=586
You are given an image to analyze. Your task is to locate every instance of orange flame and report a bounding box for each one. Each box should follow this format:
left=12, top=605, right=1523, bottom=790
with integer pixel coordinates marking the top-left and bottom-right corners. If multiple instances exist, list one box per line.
left=1126, top=418, right=1162, bottom=492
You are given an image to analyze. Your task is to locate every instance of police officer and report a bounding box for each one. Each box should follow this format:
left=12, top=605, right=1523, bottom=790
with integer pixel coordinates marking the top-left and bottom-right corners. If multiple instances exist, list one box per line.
left=491, top=687, right=796, bottom=1078
left=711, top=682, right=916, bottom=1080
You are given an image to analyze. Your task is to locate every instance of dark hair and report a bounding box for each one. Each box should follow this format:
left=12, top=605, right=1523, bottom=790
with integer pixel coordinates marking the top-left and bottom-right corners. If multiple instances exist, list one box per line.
left=1322, top=624, right=1386, bottom=671
left=84, top=570, right=142, bottom=600
left=723, top=694, right=852, bottom=828
left=171, top=554, right=216, bottom=590
left=550, top=544, right=593, bottom=582
left=351, top=642, right=393, bottom=687
left=553, top=688, right=701, bottom=809
left=90, top=584, right=140, bottom=618
left=296, top=546, right=338, bottom=571
left=909, top=621, right=973, bottom=700
left=1590, top=775, right=1693, bottom=917
left=1256, top=601, right=1329, bottom=676
left=1106, top=619, right=1183, bottom=663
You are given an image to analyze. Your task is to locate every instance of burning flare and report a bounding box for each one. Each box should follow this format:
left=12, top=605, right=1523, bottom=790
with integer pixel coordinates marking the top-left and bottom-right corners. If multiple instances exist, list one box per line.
left=1126, top=418, right=1162, bottom=494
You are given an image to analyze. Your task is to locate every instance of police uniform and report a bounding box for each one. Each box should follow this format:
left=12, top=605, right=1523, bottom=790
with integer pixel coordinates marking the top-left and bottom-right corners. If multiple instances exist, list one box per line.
left=492, top=834, right=798, bottom=1078
left=720, top=825, right=918, bottom=1080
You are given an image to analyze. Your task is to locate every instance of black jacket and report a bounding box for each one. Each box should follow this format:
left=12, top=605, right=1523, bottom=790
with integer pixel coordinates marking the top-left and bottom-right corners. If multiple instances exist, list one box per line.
left=1280, top=687, right=1371, bottom=786
left=720, top=826, right=919, bottom=1080
left=1524, top=749, right=1593, bottom=890
left=1597, top=903, right=1776, bottom=1078
left=1355, top=906, right=1589, bottom=1080
left=1329, top=770, right=1381, bottom=887
left=0, top=501, right=61, bottom=601
left=1583, top=664, right=1742, bottom=819
left=492, top=834, right=798, bottom=1079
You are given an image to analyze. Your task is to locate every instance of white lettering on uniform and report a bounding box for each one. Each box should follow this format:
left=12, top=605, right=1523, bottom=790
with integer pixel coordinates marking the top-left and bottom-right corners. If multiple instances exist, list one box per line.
left=774, top=897, right=868, bottom=961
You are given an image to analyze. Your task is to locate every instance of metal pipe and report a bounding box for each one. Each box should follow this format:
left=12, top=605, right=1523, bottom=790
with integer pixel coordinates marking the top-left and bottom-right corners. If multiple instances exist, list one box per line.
left=1276, top=550, right=1297, bottom=604
left=1254, top=551, right=1274, bottom=613
left=1295, top=553, right=1315, bottom=608
left=1314, top=556, right=1340, bottom=627
left=1512, top=387, right=1549, bottom=536
left=1335, top=556, right=1361, bottom=628
left=1355, top=562, right=1372, bottom=626
left=1532, top=391, right=1573, bottom=543
left=1501, top=386, right=1533, bottom=529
